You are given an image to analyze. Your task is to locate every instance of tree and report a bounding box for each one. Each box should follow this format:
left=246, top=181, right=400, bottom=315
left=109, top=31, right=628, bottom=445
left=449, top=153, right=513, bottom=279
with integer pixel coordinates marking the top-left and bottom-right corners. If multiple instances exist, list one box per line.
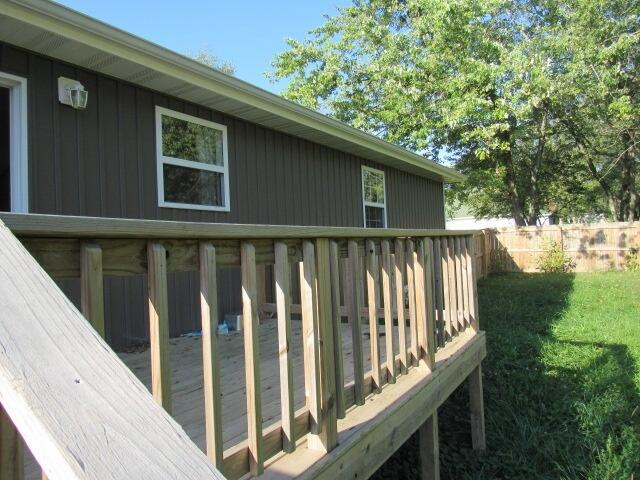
left=270, top=0, right=640, bottom=224
left=551, top=0, right=640, bottom=221
left=189, top=47, right=236, bottom=76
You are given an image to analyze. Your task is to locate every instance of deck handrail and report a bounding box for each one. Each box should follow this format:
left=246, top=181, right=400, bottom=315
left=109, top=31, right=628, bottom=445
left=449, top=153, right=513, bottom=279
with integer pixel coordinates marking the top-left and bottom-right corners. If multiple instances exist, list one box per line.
left=0, top=219, right=226, bottom=479
left=0, top=212, right=483, bottom=479
left=0, top=212, right=478, bottom=239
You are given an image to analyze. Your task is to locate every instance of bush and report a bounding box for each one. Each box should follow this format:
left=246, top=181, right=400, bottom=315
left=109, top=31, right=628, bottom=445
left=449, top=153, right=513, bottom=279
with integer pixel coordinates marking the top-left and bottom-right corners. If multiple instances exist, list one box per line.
left=625, top=248, right=640, bottom=272
left=536, top=240, right=575, bottom=273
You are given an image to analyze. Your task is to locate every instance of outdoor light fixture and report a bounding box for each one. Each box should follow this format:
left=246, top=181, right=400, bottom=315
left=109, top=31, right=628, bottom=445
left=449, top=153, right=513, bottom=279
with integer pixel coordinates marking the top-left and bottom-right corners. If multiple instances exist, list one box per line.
left=58, top=77, right=88, bottom=110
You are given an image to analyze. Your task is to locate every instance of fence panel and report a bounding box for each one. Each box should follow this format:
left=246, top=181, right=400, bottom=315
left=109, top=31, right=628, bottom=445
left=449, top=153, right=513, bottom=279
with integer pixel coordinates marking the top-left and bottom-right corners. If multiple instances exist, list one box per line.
left=473, top=222, right=640, bottom=273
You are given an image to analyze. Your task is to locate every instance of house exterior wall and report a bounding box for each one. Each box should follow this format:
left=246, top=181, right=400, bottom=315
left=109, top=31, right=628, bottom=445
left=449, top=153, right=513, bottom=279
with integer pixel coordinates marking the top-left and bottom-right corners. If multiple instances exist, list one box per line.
left=0, top=42, right=446, bottom=347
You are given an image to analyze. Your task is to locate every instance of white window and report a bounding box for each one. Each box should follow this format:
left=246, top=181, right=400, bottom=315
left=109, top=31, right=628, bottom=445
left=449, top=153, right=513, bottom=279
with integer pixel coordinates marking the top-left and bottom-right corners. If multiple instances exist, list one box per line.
left=361, top=166, right=387, bottom=228
left=155, top=106, right=230, bottom=211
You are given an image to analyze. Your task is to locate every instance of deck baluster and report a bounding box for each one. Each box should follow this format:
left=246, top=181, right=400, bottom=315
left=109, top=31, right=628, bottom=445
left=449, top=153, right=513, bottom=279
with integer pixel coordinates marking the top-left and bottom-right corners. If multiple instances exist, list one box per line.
left=241, top=241, right=263, bottom=475
left=199, top=242, right=224, bottom=466
left=300, top=241, right=322, bottom=434
left=80, top=242, right=105, bottom=338
left=406, top=239, right=419, bottom=365
left=328, top=240, right=346, bottom=419
left=394, top=239, right=409, bottom=373
left=147, top=242, right=171, bottom=413
left=381, top=240, right=396, bottom=383
left=346, top=240, right=365, bottom=405
left=366, top=240, right=381, bottom=392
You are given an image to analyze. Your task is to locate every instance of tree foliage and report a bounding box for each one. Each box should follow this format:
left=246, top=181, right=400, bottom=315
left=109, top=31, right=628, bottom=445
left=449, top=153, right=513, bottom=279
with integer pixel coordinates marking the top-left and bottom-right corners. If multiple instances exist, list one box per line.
left=270, top=0, right=640, bottom=224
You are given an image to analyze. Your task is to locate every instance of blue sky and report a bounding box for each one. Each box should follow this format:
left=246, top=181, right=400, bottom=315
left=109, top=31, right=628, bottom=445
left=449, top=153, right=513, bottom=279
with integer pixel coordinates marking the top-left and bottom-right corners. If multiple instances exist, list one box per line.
left=56, top=0, right=347, bottom=94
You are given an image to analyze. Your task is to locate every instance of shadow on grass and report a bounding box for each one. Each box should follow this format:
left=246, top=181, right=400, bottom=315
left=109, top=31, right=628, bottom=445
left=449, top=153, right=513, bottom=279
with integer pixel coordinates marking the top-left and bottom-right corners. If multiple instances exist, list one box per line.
left=372, top=273, right=640, bottom=479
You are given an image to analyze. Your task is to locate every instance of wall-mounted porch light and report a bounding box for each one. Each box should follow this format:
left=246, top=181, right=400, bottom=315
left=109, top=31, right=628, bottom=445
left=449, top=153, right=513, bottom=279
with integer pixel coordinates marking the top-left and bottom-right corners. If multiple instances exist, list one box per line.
left=58, top=77, right=88, bottom=110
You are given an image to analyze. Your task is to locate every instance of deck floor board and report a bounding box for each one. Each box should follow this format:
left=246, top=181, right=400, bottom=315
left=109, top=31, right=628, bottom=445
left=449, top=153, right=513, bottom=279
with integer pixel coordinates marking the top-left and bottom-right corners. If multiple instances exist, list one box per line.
left=26, top=318, right=402, bottom=479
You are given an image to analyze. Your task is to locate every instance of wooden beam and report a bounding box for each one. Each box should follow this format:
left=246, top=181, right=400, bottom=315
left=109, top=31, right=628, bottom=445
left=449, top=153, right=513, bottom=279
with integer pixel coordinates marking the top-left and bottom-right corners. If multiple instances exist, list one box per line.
left=0, top=220, right=225, bottom=480
left=365, top=240, right=381, bottom=393
left=80, top=243, right=105, bottom=338
left=198, top=242, right=223, bottom=467
left=147, top=242, right=171, bottom=413
left=241, top=241, right=264, bottom=475
left=274, top=241, right=295, bottom=453
left=329, top=241, right=346, bottom=419
left=0, top=406, right=23, bottom=480
left=468, top=365, right=486, bottom=451
left=419, top=411, right=439, bottom=480
left=406, top=239, right=419, bottom=365
left=300, top=241, right=322, bottom=433
left=394, top=239, right=408, bottom=374
left=346, top=240, right=365, bottom=406
left=0, top=212, right=478, bottom=240
left=308, top=239, right=338, bottom=452
left=381, top=240, right=396, bottom=383
left=264, top=331, right=486, bottom=480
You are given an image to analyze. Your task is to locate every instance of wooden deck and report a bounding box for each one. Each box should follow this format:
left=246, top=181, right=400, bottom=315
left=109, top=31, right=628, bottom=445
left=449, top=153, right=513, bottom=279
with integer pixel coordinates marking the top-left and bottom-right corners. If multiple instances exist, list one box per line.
left=25, top=319, right=400, bottom=479
left=2, top=213, right=485, bottom=480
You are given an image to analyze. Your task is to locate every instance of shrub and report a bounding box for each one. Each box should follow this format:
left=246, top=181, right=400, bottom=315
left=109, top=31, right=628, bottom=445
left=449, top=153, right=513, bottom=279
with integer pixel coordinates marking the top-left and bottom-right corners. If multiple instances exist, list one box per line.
left=625, top=248, right=640, bottom=272
left=536, top=240, right=575, bottom=273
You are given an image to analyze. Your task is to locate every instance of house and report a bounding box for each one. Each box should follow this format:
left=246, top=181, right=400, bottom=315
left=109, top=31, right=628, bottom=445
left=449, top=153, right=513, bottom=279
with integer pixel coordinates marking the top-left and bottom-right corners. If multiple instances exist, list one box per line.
left=446, top=203, right=558, bottom=230
left=0, top=0, right=462, bottom=348
left=0, top=2, right=485, bottom=480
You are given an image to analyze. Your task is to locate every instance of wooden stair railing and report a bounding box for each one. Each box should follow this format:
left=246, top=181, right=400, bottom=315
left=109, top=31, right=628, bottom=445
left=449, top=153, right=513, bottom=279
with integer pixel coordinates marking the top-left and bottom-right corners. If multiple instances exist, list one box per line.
left=0, top=219, right=225, bottom=479
left=0, top=213, right=484, bottom=480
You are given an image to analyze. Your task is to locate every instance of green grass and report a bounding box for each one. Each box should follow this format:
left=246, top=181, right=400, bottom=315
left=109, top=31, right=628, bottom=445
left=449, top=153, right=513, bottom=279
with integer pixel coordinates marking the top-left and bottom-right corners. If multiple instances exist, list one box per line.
left=373, top=271, right=640, bottom=479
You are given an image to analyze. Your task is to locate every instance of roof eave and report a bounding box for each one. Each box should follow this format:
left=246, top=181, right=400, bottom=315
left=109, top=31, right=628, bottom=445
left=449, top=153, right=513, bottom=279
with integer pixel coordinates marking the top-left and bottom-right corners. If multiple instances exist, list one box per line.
left=1, top=0, right=464, bottom=183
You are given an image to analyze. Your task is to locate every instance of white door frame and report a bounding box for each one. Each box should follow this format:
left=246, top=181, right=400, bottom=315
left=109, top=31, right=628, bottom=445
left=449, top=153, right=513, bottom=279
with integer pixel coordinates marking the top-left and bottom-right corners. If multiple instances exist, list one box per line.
left=0, top=71, right=28, bottom=213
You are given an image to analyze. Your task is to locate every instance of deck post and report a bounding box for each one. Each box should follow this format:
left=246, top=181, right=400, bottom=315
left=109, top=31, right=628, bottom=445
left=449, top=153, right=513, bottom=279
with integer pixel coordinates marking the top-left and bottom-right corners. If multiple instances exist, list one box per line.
left=468, top=365, right=486, bottom=451
left=419, top=410, right=439, bottom=480
left=0, top=406, right=23, bottom=480
left=307, top=238, right=339, bottom=452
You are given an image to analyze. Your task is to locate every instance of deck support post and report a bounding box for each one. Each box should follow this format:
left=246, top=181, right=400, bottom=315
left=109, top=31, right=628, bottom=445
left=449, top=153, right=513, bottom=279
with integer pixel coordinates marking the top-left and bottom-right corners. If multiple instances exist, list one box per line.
left=307, top=238, right=339, bottom=453
left=419, top=410, right=439, bottom=480
left=468, top=365, right=486, bottom=451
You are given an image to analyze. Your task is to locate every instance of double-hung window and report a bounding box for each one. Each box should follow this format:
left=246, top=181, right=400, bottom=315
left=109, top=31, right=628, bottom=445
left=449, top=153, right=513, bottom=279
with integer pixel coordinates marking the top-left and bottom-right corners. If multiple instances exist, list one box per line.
left=156, top=106, right=230, bottom=211
left=362, top=165, right=387, bottom=228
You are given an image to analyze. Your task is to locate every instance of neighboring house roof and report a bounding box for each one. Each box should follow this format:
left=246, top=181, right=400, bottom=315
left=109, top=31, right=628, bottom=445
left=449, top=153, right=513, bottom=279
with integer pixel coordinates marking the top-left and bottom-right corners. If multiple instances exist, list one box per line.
left=0, top=0, right=465, bottom=183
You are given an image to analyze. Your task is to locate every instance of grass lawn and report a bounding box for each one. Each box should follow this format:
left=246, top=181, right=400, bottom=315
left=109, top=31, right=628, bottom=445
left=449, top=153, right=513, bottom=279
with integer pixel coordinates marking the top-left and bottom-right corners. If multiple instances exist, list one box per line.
left=373, top=271, right=640, bottom=479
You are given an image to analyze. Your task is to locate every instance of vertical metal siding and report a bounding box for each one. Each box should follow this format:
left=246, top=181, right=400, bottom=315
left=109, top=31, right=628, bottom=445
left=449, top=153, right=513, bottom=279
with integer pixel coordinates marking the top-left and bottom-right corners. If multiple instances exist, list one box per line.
left=1, top=42, right=446, bottom=347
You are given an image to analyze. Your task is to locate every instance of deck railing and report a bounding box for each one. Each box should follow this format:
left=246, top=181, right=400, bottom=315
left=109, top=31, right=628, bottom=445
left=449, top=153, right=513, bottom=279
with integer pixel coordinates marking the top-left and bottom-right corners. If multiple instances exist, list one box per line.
left=0, top=213, right=481, bottom=479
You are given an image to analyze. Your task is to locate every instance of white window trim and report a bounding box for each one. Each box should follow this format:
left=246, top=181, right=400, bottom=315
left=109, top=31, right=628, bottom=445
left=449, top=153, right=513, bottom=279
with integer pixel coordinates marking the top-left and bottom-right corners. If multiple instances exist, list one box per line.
left=155, top=106, right=230, bottom=212
left=0, top=71, right=28, bottom=213
left=361, top=165, right=387, bottom=228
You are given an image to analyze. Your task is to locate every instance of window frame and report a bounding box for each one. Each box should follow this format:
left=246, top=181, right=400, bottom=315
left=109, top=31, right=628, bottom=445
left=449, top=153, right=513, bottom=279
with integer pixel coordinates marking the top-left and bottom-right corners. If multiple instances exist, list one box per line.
left=361, top=165, right=388, bottom=228
left=155, top=106, right=231, bottom=212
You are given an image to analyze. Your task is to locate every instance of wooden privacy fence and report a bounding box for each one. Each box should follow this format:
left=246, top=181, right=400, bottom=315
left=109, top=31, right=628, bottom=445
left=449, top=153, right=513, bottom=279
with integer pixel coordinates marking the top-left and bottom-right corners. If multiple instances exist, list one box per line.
left=0, top=213, right=483, bottom=480
left=472, top=222, right=640, bottom=276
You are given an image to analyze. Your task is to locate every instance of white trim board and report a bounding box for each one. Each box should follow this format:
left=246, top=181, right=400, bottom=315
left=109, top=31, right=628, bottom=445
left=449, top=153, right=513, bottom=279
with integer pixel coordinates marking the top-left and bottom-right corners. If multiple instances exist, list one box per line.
left=0, top=71, right=28, bottom=213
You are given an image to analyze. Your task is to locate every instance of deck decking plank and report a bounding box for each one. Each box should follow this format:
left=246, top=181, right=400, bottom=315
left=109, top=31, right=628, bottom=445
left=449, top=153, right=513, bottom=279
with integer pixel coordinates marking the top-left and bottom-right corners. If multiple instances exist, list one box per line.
left=24, top=318, right=398, bottom=479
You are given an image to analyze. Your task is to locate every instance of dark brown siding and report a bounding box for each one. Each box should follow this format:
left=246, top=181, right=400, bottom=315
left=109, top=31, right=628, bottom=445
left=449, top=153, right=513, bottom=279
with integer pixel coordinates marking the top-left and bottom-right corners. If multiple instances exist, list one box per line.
left=0, top=42, right=445, bottom=347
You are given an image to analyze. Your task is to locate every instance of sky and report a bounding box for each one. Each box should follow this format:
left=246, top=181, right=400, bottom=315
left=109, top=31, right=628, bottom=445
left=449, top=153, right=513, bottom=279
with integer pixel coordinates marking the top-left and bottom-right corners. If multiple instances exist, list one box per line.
left=56, top=0, right=348, bottom=94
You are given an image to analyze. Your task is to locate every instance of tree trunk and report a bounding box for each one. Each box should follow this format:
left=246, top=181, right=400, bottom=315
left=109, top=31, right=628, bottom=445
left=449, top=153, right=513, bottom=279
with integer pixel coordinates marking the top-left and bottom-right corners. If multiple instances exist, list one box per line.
left=527, top=109, right=547, bottom=226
